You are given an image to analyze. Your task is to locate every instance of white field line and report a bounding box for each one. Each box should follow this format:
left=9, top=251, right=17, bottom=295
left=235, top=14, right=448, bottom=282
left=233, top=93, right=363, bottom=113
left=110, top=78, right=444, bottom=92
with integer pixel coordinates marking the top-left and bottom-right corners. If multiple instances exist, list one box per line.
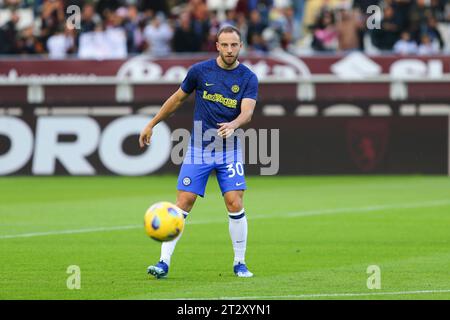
left=1, top=199, right=450, bottom=240
left=282, top=199, right=450, bottom=218
left=176, top=289, right=450, bottom=300
left=0, top=225, right=139, bottom=239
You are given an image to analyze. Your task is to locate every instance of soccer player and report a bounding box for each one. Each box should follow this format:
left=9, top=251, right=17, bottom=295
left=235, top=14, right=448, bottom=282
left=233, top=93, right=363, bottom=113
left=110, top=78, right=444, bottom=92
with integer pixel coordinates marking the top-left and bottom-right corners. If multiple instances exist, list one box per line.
left=139, top=25, right=258, bottom=278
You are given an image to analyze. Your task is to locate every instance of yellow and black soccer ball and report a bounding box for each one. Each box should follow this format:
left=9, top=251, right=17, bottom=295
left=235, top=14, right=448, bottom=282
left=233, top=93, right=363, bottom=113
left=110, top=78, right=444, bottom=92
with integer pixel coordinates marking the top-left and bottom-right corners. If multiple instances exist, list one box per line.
left=144, top=202, right=185, bottom=242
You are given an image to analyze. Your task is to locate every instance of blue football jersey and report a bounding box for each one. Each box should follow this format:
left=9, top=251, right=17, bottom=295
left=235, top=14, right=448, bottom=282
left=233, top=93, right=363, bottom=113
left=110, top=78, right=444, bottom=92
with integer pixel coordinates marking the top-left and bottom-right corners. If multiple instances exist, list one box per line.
left=180, top=59, right=258, bottom=149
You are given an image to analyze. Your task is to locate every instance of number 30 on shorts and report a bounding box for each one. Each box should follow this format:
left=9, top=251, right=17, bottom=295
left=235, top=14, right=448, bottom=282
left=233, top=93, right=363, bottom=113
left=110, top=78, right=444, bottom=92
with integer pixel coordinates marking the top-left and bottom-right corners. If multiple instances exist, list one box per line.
left=226, top=162, right=244, bottom=178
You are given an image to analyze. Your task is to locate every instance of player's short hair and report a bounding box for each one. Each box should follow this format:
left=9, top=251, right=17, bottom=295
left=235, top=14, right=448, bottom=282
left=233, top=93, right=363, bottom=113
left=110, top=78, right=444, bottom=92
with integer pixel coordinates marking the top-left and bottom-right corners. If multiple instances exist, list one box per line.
left=216, top=25, right=242, bottom=42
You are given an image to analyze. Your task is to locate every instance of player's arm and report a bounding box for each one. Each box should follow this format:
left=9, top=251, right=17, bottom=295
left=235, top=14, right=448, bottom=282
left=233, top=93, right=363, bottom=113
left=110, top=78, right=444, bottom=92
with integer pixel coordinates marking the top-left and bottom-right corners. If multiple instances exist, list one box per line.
left=139, top=88, right=190, bottom=148
left=217, top=98, right=256, bottom=138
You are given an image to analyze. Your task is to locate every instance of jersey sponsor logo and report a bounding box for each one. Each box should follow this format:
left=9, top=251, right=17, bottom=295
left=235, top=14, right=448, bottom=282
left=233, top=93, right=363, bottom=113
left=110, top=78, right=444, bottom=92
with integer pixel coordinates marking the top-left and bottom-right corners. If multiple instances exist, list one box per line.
left=202, top=90, right=238, bottom=109
left=205, top=82, right=215, bottom=86
left=231, top=85, right=240, bottom=93
left=235, top=182, right=245, bottom=186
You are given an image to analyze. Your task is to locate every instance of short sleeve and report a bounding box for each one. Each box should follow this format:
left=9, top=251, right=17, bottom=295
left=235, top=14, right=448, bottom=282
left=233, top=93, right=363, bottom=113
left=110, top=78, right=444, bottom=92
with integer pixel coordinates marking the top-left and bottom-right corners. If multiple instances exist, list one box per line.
left=180, top=65, right=198, bottom=94
left=242, top=73, right=258, bottom=100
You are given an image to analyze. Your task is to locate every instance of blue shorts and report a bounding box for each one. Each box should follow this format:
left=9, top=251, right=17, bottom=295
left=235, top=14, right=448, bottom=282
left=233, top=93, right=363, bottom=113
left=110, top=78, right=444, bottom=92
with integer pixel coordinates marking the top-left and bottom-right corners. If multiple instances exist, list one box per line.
left=177, top=146, right=246, bottom=197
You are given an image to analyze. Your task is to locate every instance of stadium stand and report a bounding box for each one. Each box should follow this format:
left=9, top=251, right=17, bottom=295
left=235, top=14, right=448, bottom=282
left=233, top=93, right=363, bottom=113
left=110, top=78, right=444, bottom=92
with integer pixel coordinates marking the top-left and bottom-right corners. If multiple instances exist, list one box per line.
left=0, top=0, right=448, bottom=57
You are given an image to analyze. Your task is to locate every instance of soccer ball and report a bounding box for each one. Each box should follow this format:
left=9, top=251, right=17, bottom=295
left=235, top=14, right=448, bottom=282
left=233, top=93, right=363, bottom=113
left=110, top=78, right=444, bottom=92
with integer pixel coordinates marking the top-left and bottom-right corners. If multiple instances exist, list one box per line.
left=144, top=202, right=185, bottom=242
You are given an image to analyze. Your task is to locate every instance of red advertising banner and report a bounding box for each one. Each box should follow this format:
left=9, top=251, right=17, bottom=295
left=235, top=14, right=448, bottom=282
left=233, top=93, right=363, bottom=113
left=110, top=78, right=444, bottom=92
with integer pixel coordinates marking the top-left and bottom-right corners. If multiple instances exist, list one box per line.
left=0, top=53, right=449, bottom=105
left=1, top=53, right=449, bottom=78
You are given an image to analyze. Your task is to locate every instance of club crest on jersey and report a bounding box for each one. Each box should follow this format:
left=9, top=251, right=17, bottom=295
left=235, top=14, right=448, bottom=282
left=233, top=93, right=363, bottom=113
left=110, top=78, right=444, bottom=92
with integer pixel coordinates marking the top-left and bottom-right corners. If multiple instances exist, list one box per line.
left=182, top=177, right=191, bottom=186
left=231, top=85, right=240, bottom=93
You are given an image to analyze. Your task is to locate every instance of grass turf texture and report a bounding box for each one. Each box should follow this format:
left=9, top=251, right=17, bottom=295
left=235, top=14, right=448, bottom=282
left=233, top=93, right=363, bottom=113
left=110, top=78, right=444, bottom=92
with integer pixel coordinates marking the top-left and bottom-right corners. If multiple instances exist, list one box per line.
left=0, top=176, right=449, bottom=300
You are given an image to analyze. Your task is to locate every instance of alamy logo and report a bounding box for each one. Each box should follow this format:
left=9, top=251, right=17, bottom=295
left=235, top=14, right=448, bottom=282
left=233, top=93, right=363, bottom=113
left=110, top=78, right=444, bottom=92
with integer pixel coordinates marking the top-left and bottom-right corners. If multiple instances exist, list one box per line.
left=367, top=265, right=381, bottom=289
left=66, top=265, right=81, bottom=290
left=66, top=5, right=81, bottom=30
left=171, top=121, right=280, bottom=176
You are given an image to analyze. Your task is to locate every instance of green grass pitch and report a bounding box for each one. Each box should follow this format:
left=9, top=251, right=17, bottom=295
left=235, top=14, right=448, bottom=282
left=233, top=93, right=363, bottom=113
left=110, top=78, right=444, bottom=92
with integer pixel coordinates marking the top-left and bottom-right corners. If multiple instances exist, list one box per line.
left=0, top=175, right=449, bottom=300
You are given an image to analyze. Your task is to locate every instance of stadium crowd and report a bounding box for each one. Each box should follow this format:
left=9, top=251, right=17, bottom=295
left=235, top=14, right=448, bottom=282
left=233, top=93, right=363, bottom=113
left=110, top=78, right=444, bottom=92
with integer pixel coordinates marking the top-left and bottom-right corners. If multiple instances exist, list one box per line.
left=0, top=0, right=448, bottom=58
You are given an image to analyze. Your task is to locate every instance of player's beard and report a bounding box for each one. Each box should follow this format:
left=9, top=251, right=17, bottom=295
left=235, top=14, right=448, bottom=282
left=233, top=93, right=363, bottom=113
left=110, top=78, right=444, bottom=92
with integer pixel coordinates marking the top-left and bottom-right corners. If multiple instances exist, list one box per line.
left=220, top=52, right=239, bottom=67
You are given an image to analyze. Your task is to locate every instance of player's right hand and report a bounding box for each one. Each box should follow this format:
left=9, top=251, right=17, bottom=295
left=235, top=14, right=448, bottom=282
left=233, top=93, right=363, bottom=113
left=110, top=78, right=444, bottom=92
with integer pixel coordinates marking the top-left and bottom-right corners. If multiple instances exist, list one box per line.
left=139, top=126, right=153, bottom=148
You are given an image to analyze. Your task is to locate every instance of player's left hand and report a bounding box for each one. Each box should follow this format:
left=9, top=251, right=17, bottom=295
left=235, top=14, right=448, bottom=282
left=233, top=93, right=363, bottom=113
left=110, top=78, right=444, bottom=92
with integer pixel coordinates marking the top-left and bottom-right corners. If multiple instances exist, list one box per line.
left=217, top=122, right=236, bottom=138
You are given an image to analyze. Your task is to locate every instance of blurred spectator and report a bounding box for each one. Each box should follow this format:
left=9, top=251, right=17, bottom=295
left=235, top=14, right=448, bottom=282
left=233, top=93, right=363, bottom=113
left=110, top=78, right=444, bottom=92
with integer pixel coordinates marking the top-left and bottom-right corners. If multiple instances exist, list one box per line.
left=262, top=26, right=281, bottom=51
left=189, top=0, right=208, bottom=22
left=281, top=5, right=299, bottom=50
left=393, top=31, right=418, bottom=55
left=311, top=10, right=338, bottom=52
left=17, top=25, right=45, bottom=54
left=268, top=6, right=289, bottom=50
left=253, top=0, right=273, bottom=26
left=291, top=0, right=305, bottom=40
left=0, top=10, right=19, bottom=54
left=351, top=1, right=375, bottom=50
left=80, top=3, right=100, bottom=34
left=248, top=33, right=268, bottom=53
left=335, top=9, right=363, bottom=52
left=422, top=16, right=444, bottom=50
left=133, top=18, right=148, bottom=53
left=1, top=0, right=22, bottom=10
left=202, top=10, right=220, bottom=52
left=235, top=0, right=250, bottom=17
left=0, top=0, right=448, bottom=56
left=96, top=0, right=121, bottom=18
left=121, top=5, right=142, bottom=54
left=188, top=0, right=210, bottom=48
left=371, top=5, right=401, bottom=50
left=46, top=24, right=75, bottom=58
left=392, top=0, right=413, bottom=32
left=418, top=33, right=440, bottom=55
left=352, top=0, right=380, bottom=14
left=247, top=9, right=267, bottom=48
left=443, top=1, right=450, bottom=23
left=137, top=0, right=170, bottom=18
left=173, top=11, right=201, bottom=52
left=235, top=12, right=248, bottom=47
left=248, top=0, right=273, bottom=12
left=221, top=9, right=237, bottom=27
left=78, top=22, right=127, bottom=59
left=143, top=13, right=173, bottom=56
left=40, top=0, right=65, bottom=43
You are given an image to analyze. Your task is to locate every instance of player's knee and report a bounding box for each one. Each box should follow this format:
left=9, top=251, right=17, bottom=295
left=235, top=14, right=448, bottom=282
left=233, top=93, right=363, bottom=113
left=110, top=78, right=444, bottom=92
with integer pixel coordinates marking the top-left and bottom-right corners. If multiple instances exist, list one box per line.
left=226, top=197, right=243, bottom=213
left=176, top=193, right=196, bottom=212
